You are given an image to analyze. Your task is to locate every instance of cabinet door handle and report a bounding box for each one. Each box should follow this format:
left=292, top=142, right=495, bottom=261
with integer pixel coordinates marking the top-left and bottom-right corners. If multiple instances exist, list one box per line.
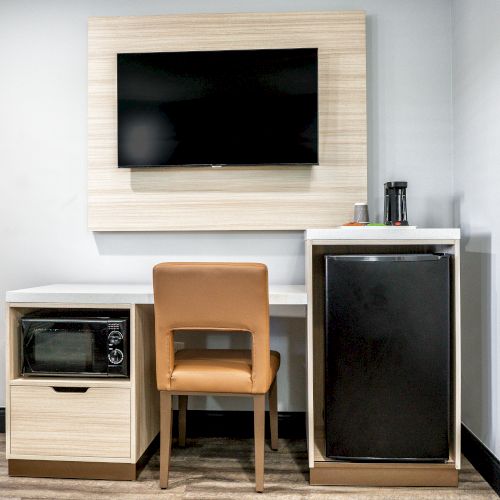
left=52, top=387, right=89, bottom=393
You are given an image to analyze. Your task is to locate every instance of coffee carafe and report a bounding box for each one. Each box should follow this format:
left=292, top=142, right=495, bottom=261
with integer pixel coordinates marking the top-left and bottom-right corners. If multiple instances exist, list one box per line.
left=384, top=181, right=408, bottom=226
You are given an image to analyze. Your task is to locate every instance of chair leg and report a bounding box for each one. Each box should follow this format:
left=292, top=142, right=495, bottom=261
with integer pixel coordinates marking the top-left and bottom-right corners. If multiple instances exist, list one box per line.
left=269, top=378, right=278, bottom=451
left=160, top=391, right=173, bottom=489
left=253, top=394, right=265, bottom=493
left=178, top=395, right=188, bottom=447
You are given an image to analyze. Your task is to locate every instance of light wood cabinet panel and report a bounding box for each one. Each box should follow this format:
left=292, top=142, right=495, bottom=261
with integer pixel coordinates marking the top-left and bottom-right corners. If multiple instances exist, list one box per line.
left=10, top=386, right=131, bottom=459
left=133, top=304, right=160, bottom=460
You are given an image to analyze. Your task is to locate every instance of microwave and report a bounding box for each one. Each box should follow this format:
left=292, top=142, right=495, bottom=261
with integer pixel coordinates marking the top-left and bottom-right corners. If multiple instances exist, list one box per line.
left=21, top=311, right=129, bottom=377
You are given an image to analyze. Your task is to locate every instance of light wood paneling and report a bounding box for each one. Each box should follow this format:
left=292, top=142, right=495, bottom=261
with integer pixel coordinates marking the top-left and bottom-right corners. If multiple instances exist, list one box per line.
left=10, top=386, right=131, bottom=459
left=450, top=244, right=462, bottom=468
left=305, top=240, right=315, bottom=469
left=133, top=304, right=160, bottom=461
left=10, top=377, right=130, bottom=388
left=88, top=11, right=367, bottom=230
left=5, top=306, right=28, bottom=460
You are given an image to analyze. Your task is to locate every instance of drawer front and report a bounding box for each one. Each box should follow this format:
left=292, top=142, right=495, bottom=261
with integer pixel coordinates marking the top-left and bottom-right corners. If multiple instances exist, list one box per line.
left=10, top=386, right=131, bottom=459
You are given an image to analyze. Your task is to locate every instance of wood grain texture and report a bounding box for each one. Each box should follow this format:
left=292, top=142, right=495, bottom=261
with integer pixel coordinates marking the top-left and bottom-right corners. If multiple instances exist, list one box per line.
left=9, top=386, right=131, bottom=460
left=311, top=244, right=326, bottom=461
left=10, top=377, right=131, bottom=388
left=133, top=304, right=160, bottom=461
left=305, top=240, right=315, bottom=469
left=451, top=244, right=462, bottom=468
left=5, top=306, right=29, bottom=460
left=87, top=11, right=367, bottom=231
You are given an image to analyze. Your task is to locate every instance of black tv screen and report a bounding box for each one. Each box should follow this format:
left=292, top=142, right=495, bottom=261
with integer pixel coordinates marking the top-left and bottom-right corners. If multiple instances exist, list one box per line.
left=117, top=48, right=318, bottom=167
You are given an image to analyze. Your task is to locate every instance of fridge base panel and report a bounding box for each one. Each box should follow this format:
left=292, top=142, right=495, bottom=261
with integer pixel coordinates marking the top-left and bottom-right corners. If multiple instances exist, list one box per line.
left=310, top=462, right=459, bottom=487
left=324, top=456, right=448, bottom=463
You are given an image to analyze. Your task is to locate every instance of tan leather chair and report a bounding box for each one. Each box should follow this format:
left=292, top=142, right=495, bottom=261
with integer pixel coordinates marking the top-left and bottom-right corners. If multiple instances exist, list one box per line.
left=153, top=262, right=280, bottom=493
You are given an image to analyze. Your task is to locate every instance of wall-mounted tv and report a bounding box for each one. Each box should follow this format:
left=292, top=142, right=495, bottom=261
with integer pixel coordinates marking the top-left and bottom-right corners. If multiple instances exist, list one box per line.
left=117, top=48, right=318, bottom=167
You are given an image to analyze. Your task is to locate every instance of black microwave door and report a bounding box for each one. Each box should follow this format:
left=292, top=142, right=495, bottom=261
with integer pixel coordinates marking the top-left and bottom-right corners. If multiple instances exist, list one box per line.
left=22, top=320, right=108, bottom=375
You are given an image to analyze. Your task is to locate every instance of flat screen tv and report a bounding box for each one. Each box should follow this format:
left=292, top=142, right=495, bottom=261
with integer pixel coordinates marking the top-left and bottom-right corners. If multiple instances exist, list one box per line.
left=117, top=48, right=318, bottom=167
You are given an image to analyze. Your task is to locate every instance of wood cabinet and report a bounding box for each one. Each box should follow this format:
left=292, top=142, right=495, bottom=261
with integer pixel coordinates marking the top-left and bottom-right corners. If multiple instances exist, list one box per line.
left=6, top=303, right=159, bottom=479
left=305, top=229, right=461, bottom=487
left=10, top=386, right=131, bottom=459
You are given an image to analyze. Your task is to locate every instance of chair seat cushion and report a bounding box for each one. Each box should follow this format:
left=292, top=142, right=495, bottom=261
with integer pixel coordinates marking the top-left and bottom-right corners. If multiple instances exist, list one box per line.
left=170, top=349, right=280, bottom=394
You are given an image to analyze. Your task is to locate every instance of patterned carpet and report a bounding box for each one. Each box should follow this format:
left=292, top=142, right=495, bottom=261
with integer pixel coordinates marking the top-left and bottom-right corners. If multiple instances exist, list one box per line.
left=0, top=434, right=496, bottom=499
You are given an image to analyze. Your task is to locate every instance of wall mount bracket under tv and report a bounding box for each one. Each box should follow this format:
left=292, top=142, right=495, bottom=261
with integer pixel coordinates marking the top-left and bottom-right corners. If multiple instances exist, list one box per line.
left=117, top=48, right=318, bottom=168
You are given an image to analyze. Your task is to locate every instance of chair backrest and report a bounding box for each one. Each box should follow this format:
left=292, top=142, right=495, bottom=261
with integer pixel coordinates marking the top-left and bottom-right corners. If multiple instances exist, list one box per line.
left=153, top=262, right=270, bottom=393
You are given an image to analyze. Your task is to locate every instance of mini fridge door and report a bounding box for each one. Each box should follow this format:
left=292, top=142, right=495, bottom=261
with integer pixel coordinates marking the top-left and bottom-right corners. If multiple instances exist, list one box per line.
left=324, top=254, right=450, bottom=462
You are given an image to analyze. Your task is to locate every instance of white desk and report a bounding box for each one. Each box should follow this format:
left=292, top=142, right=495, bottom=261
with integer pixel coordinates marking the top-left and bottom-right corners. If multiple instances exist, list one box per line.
left=6, top=283, right=307, bottom=306
left=6, top=284, right=307, bottom=319
left=306, top=227, right=460, bottom=241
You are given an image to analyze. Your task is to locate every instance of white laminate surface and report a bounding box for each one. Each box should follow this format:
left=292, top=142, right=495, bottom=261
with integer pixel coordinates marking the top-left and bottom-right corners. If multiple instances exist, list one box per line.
left=305, top=227, right=460, bottom=241
left=6, top=283, right=307, bottom=306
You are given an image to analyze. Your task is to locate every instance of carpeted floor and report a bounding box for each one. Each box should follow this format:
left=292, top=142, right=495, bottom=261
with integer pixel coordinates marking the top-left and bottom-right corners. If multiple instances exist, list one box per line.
left=0, top=434, right=496, bottom=499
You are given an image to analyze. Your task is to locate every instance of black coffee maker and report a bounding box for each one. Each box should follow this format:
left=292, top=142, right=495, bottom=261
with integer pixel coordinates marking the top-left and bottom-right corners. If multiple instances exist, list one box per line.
left=384, top=181, right=408, bottom=226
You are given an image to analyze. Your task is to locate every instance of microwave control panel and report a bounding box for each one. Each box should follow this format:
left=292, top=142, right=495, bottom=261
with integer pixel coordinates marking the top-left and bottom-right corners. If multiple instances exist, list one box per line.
left=107, top=319, right=128, bottom=376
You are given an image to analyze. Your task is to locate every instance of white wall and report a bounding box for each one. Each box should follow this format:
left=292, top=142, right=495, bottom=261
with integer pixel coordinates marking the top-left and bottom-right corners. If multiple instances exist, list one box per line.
left=0, top=0, right=454, bottom=409
left=452, top=0, right=500, bottom=459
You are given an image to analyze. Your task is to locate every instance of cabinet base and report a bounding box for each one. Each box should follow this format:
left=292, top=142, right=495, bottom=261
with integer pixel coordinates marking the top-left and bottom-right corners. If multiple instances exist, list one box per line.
left=8, top=434, right=160, bottom=481
left=310, top=463, right=459, bottom=487
left=8, top=459, right=136, bottom=481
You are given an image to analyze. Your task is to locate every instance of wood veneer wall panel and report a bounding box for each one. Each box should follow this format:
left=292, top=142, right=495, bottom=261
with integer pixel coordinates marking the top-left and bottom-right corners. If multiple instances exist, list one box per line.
left=88, top=11, right=367, bottom=230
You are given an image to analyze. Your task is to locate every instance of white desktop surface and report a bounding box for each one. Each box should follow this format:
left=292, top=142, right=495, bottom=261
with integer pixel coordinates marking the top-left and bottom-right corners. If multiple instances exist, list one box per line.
left=6, top=283, right=307, bottom=306
left=306, top=227, right=460, bottom=241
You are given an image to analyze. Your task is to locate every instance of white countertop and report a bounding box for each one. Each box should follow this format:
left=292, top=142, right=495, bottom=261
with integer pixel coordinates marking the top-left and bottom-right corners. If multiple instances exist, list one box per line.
left=6, top=283, right=307, bottom=306
left=305, top=227, right=460, bottom=241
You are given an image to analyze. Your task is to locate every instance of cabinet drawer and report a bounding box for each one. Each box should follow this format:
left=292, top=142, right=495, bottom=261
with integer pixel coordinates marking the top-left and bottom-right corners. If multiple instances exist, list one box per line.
left=10, top=386, right=131, bottom=459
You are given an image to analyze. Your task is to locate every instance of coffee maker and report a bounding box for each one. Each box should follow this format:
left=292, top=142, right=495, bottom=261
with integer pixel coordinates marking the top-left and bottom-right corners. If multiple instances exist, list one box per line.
left=384, top=181, right=408, bottom=226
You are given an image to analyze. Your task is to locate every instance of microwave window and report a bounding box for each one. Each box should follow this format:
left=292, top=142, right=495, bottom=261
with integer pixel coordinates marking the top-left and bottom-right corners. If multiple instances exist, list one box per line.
left=23, top=321, right=109, bottom=374
left=34, top=329, right=93, bottom=370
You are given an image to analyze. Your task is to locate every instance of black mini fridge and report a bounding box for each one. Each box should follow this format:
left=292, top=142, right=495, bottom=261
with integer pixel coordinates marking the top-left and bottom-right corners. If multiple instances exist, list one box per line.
left=324, top=254, right=450, bottom=462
